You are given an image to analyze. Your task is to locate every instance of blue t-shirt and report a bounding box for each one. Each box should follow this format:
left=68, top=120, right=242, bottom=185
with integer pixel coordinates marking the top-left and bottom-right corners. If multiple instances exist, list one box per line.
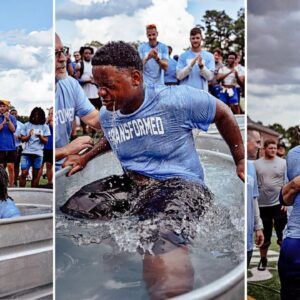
left=284, top=146, right=300, bottom=239
left=44, top=124, right=53, bottom=150
left=55, top=76, right=94, bottom=150
left=247, top=161, right=259, bottom=251
left=21, top=123, right=51, bottom=157
left=0, top=198, right=20, bottom=218
left=0, top=115, right=17, bottom=151
left=164, top=58, right=178, bottom=84
left=138, top=42, right=169, bottom=86
left=14, top=120, right=24, bottom=148
left=100, top=85, right=216, bottom=184
left=177, top=49, right=215, bottom=92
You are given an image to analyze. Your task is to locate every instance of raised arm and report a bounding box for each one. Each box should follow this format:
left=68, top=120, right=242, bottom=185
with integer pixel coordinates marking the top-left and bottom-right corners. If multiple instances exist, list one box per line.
left=281, top=175, right=300, bottom=206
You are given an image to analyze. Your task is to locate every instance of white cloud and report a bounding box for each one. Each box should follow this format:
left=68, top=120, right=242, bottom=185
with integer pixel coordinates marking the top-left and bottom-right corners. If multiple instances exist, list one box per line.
left=69, top=0, right=194, bottom=55
left=70, top=0, right=109, bottom=5
left=0, top=29, right=53, bottom=116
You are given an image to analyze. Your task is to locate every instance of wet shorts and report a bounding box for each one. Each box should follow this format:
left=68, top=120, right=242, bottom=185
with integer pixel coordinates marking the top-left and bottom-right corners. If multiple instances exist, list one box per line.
left=61, top=174, right=214, bottom=255
left=21, top=154, right=43, bottom=170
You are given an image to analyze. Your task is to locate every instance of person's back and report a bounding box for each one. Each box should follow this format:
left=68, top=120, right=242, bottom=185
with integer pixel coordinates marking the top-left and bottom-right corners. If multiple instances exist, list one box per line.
left=0, top=167, right=20, bottom=218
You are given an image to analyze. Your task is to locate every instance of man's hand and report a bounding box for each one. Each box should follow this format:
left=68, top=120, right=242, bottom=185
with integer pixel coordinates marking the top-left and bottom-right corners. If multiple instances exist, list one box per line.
left=62, top=154, right=88, bottom=176
left=4, top=112, right=10, bottom=121
left=281, top=205, right=288, bottom=213
left=236, top=159, right=245, bottom=182
left=189, top=55, right=200, bottom=68
left=64, top=136, right=94, bottom=156
left=255, top=229, right=264, bottom=248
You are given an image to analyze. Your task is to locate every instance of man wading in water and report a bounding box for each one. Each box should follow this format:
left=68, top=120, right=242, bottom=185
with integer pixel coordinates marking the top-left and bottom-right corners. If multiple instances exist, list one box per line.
left=61, top=41, right=244, bottom=299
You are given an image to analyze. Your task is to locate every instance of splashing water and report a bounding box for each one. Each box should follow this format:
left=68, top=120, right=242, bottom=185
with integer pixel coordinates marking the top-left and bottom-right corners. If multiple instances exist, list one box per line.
left=56, top=151, right=244, bottom=299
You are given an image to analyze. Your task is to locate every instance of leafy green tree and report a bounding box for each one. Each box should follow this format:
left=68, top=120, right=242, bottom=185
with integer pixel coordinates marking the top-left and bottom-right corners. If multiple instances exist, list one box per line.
left=201, top=8, right=244, bottom=62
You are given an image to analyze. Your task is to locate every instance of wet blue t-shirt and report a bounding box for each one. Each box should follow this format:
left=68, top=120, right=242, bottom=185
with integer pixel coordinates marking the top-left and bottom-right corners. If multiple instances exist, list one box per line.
left=138, top=42, right=169, bottom=86
left=0, top=115, right=17, bottom=151
left=284, top=146, right=300, bottom=239
left=100, top=85, right=216, bottom=184
left=0, top=198, right=20, bottom=218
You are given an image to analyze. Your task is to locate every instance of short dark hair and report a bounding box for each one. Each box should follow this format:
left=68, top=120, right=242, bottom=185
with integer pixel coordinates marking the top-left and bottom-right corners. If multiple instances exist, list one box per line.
left=228, top=51, right=237, bottom=59
left=0, top=167, right=8, bottom=200
left=92, top=41, right=143, bottom=71
left=190, top=27, right=202, bottom=37
left=264, top=139, right=277, bottom=148
left=79, top=46, right=94, bottom=56
left=29, top=107, right=46, bottom=125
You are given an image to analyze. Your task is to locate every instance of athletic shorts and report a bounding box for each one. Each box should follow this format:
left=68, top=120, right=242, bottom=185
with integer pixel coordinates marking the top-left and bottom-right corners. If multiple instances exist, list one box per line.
left=43, top=149, right=53, bottom=164
left=278, top=238, right=300, bottom=300
left=0, top=150, right=17, bottom=164
left=61, top=173, right=213, bottom=255
left=21, top=154, right=43, bottom=170
left=219, top=87, right=239, bottom=105
left=259, top=204, right=287, bottom=246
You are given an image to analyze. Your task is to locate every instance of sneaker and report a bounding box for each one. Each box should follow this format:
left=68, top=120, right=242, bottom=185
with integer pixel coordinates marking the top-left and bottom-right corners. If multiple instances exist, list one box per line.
left=257, top=257, right=268, bottom=271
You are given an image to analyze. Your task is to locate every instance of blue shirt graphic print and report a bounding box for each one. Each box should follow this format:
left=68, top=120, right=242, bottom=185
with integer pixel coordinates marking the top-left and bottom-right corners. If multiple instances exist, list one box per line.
left=100, top=85, right=216, bottom=184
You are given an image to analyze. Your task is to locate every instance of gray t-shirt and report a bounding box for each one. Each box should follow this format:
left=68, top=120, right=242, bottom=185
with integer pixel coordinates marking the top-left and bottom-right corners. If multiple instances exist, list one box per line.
left=254, top=156, right=286, bottom=207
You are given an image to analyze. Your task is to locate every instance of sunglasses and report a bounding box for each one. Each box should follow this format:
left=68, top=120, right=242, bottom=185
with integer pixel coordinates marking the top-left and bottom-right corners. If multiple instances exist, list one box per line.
left=55, top=46, right=69, bottom=58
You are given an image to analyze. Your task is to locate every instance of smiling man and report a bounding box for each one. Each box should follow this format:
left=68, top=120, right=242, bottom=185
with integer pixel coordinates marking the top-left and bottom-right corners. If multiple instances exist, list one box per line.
left=176, top=27, right=214, bottom=91
left=61, top=41, right=244, bottom=299
left=138, top=24, right=169, bottom=86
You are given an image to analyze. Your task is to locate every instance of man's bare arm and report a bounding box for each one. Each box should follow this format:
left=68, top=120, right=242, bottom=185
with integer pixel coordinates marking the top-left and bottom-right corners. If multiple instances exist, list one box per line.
left=214, top=100, right=245, bottom=181
left=282, top=175, right=300, bottom=206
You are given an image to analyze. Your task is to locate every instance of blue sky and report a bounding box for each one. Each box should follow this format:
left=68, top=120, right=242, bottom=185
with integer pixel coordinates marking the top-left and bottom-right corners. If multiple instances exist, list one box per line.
left=0, top=0, right=52, bottom=32
left=56, top=0, right=243, bottom=56
left=0, top=0, right=53, bottom=116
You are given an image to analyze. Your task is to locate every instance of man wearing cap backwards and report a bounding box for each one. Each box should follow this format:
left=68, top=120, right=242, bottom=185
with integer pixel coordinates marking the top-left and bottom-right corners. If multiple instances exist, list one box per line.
left=55, top=33, right=109, bottom=175
left=0, top=100, right=17, bottom=187
left=61, top=41, right=244, bottom=299
left=138, top=24, right=169, bottom=86
left=177, top=27, right=214, bottom=92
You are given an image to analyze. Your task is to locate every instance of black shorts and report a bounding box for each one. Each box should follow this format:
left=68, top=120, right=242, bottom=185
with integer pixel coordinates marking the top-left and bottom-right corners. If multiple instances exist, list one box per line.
left=259, top=204, right=287, bottom=246
left=0, top=150, right=17, bottom=164
left=43, top=149, right=53, bottom=164
left=61, top=174, right=213, bottom=254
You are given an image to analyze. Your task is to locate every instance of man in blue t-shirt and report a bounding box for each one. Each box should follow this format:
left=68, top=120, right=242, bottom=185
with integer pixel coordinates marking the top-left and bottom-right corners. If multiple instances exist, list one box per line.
left=164, top=46, right=178, bottom=86
left=176, top=27, right=214, bottom=92
left=0, top=100, right=17, bottom=187
left=138, top=24, right=169, bottom=86
left=278, top=140, right=300, bottom=300
left=247, top=129, right=264, bottom=267
left=55, top=33, right=109, bottom=175
left=61, top=41, right=244, bottom=299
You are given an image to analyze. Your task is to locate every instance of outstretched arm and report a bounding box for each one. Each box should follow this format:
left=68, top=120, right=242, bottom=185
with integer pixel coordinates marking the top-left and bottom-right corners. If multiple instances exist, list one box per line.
left=62, top=136, right=111, bottom=176
left=214, top=100, right=245, bottom=181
